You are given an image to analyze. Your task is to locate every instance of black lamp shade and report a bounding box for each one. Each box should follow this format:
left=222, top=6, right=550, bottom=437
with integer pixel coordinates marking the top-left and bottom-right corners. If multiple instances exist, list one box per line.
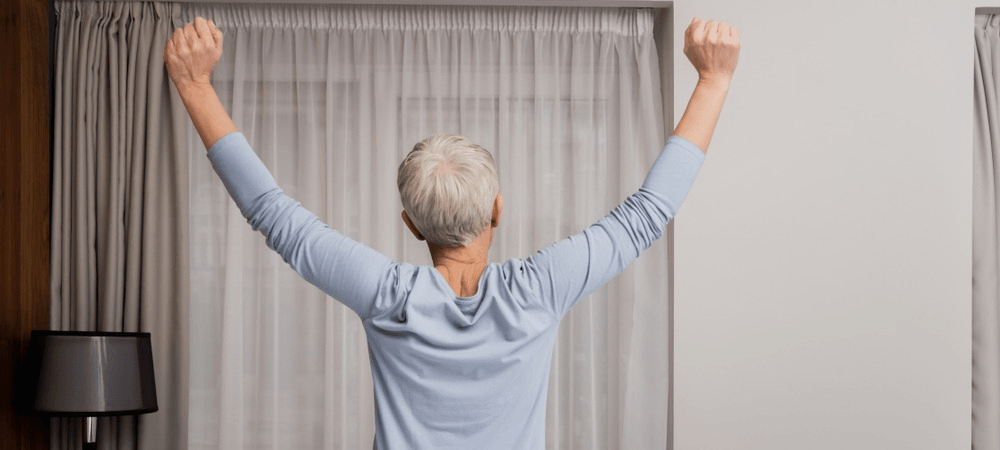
left=23, top=331, right=158, bottom=416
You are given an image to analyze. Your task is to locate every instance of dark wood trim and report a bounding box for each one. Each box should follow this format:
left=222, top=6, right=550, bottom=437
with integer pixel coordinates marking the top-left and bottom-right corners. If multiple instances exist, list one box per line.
left=1, top=0, right=52, bottom=448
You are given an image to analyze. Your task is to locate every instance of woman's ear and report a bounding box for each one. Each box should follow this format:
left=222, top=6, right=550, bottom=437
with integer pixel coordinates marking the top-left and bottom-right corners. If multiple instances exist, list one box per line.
left=491, top=193, right=503, bottom=228
left=401, top=211, right=426, bottom=241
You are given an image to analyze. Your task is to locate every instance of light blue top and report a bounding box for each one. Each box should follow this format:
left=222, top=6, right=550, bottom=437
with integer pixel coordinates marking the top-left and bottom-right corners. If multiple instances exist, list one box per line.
left=207, top=132, right=705, bottom=449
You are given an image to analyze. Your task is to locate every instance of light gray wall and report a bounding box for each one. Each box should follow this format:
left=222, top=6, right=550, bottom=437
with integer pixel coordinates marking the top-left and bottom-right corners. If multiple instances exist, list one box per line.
left=671, top=1, right=973, bottom=449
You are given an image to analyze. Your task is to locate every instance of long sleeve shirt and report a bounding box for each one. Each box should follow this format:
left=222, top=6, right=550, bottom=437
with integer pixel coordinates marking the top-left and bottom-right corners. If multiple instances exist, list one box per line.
left=207, top=132, right=705, bottom=449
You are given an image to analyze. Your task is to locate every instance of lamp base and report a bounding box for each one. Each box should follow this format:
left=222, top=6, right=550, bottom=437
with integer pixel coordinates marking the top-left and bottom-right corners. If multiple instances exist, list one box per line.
left=83, top=416, right=97, bottom=449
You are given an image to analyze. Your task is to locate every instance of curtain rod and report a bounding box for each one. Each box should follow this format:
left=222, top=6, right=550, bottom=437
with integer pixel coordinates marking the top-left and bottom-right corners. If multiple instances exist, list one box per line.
left=62, top=0, right=672, bottom=6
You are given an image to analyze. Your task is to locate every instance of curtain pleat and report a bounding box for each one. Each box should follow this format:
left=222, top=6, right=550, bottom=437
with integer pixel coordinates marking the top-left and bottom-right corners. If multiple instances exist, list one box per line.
left=194, top=4, right=651, bottom=34
left=183, top=4, right=666, bottom=449
left=50, top=2, right=189, bottom=450
left=974, top=13, right=1000, bottom=450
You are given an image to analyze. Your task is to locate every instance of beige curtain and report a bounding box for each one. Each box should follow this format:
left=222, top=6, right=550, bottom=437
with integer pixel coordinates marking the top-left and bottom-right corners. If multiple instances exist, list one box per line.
left=183, top=3, right=670, bottom=449
left=974, top=12, right=1000, bottom=450
left=50, top=2, right=189, bottom=449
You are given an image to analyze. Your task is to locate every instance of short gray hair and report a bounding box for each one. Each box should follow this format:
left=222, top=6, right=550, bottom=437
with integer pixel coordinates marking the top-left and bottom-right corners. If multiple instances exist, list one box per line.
left=397, top=134, right=500, bottom=247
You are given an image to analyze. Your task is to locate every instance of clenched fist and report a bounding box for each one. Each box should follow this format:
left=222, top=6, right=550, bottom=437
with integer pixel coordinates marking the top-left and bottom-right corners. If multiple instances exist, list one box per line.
left=683, top=17, right=740, bottom=83
left=164, top=17, right=223, bottom=90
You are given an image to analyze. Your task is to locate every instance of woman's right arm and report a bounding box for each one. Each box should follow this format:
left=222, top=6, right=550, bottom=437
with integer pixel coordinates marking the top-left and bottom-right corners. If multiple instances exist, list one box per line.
left=518, top=17, right=740, bottom=316
left=671, top=17, right=741, bottom=154
left=519, top=134, right=705, bottom=318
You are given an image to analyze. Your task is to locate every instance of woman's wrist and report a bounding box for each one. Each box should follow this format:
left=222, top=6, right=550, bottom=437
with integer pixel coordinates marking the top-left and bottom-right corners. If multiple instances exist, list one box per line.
left=697, top=74, right=732, bottom=90
left=173, top=77, right=214, bottom=100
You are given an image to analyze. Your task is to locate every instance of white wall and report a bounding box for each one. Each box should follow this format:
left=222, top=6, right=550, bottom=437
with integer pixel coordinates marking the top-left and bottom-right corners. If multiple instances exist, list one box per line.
left=672, top=1, right=973, bottom=449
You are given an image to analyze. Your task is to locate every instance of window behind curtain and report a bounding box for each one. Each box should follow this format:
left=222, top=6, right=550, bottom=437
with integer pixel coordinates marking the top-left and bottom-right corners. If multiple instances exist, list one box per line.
left=184, top=4, right=669, bottom=448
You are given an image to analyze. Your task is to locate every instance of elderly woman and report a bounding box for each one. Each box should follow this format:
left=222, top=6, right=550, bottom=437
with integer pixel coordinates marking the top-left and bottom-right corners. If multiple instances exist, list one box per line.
left=165, top=15, right=739, bottom=450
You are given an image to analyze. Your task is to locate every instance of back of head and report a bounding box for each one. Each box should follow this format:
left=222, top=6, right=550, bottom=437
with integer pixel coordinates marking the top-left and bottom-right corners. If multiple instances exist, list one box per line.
left=397, top=134, right=500, bottom=247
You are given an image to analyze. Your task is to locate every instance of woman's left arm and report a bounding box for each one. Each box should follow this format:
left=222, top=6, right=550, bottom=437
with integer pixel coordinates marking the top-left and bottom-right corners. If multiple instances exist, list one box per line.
left=167, top=18, right=397, bottom=317
left=208, top=133, right=397, bottom=318
left=164, top=17, right=237, bottom=150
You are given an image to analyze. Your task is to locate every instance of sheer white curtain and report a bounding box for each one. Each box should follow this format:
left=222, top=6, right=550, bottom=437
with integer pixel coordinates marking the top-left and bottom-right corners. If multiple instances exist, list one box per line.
left=184, top=4, right=668, bottom=449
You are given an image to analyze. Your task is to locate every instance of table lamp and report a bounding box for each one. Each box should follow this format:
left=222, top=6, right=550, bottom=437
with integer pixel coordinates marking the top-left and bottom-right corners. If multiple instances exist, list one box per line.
left=22, top=331, right=158, bottom=449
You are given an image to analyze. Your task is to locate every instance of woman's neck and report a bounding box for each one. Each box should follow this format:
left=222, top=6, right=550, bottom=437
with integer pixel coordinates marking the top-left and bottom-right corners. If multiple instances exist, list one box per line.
left=428, top=227, right=494, bottom=297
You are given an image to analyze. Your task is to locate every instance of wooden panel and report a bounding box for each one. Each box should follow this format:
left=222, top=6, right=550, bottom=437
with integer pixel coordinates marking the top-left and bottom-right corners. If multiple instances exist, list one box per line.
left=0, top=0, right=52, bottom=449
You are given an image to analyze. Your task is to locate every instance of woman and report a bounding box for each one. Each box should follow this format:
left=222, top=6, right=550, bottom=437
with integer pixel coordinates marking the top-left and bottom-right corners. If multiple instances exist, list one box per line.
left=165, top=14, right=739, bottom=449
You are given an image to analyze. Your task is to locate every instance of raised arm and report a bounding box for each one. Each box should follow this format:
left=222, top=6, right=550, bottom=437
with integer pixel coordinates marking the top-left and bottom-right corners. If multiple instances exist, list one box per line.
left=163, top=18, right=397, bottom=318
left=519, top=17, right=740, bottom=316
left=671, top=17, right=741, bottom=153
left=164, top=17, right=237, bottom=150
